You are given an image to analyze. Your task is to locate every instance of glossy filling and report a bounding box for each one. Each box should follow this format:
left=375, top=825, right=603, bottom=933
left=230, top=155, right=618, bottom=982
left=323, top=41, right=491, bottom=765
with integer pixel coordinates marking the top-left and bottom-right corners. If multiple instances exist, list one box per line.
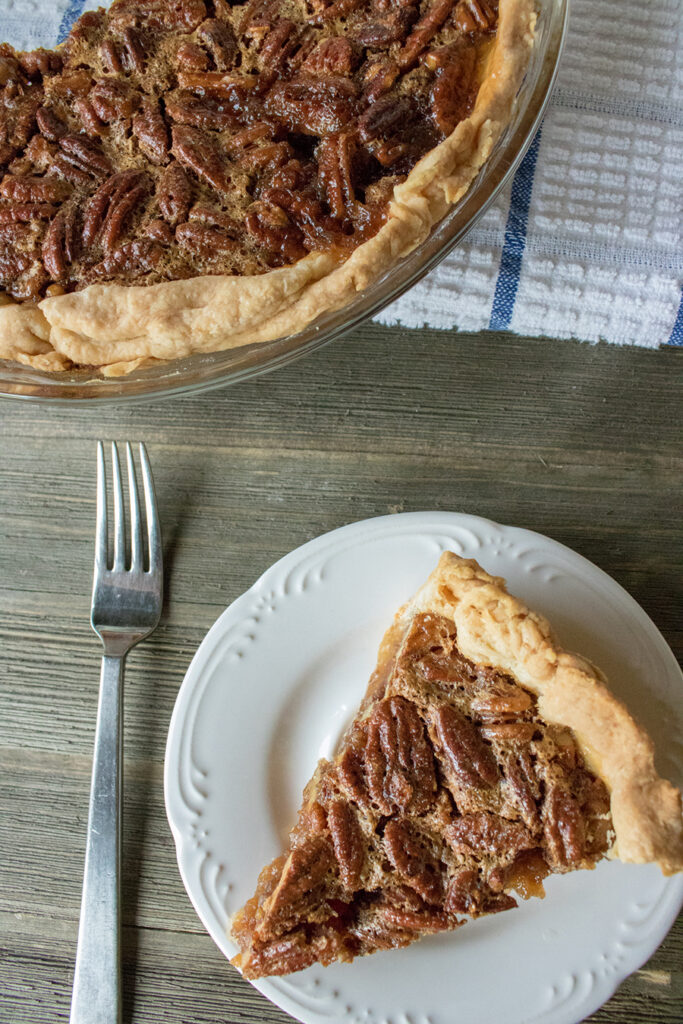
left=0, top=0, right=499, bottom=300
left=231, top=612, right=614, bottom=978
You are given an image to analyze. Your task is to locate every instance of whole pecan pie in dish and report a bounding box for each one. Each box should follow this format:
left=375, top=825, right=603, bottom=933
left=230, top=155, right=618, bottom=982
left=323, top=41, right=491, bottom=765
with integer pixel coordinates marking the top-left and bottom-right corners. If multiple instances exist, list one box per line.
left=230, top=552, right=683, bottom=978
left=0, top=0, right=534, bottom=375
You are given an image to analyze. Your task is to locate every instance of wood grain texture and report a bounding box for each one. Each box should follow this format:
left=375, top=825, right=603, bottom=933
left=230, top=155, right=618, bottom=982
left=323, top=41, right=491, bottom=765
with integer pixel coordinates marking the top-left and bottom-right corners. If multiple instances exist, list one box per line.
left=0, top=324, right=681, bottom=1024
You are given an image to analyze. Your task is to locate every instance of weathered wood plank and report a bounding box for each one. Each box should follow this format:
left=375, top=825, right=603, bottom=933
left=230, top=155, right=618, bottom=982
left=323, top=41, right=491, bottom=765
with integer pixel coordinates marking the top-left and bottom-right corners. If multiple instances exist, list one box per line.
left=0, top=326, right=681, bottom=1023
left=1, top=908, right=681, bottom=1024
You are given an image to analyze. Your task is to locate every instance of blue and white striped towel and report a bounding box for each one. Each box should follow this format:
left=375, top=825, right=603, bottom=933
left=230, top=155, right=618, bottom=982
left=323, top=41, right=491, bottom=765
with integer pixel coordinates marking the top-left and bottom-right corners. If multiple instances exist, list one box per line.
left=2, top=0, right=682, bottom=347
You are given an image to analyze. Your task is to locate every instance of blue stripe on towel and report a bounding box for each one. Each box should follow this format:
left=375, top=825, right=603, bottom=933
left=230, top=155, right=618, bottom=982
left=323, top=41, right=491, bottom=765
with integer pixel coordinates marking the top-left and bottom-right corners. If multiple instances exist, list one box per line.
left=58, top=0, right=87, bottom=42
left=489, top=129, right=542, bottom=331
left=665, top=288, right=683, bottom=346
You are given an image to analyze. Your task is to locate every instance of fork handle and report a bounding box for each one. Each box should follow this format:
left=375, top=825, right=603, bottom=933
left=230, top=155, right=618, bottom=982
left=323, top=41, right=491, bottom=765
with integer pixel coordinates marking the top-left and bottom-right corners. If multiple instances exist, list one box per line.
left=70, top=655, right=124, bottom=1024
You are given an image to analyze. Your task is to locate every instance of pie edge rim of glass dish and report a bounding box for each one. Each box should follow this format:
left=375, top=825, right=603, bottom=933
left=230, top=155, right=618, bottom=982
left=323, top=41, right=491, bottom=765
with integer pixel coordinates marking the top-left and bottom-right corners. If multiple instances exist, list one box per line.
left=0, top=0, right=536, bottom=376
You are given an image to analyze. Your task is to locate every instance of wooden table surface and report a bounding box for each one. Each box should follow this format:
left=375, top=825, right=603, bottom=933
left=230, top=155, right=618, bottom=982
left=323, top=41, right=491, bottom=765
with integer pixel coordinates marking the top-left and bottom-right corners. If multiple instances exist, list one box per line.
left=1, top=325, right=681, bottom=1024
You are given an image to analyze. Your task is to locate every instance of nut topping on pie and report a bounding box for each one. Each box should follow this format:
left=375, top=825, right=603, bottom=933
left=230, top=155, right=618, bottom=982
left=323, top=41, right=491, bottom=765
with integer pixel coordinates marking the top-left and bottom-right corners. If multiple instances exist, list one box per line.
left=0, top=0, right=535, bottom=374
left=229, top=553, right=683, bottom=978
left=0, top=0, right=497, bottom=301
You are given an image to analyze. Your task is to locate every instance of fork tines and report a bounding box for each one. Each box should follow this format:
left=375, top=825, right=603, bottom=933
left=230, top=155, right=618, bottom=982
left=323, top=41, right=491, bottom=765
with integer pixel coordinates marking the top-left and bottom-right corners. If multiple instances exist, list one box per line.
left=95, top=441, right=162, bottom=577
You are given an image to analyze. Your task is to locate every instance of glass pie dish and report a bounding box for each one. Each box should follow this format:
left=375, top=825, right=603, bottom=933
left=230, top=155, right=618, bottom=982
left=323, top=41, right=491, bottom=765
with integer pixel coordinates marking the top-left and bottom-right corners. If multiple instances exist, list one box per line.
left=0, top=0, right=567, bottom=404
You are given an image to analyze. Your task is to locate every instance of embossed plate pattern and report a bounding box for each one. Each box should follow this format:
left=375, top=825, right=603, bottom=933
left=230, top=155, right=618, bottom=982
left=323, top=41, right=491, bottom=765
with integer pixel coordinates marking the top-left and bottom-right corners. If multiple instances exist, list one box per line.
left=164, top=512, right=683, bottom=1024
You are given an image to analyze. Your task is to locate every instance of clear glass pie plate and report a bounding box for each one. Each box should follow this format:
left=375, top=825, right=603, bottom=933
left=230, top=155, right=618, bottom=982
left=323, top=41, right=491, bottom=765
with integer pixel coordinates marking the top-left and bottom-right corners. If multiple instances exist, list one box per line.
left=0, top=0, right=568, bottom=403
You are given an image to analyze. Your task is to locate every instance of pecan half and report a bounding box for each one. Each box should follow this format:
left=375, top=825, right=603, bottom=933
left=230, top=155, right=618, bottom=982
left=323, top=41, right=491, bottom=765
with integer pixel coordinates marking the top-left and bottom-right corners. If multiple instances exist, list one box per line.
left=398, top=0, right=455, bottom=70
left=157, top=162, right=193, bottom=224
left=431, top=704, right=499, bottom=790
left=16, top=135, right=55, bottom=175
left=262, top=186, right=345, bottom=251
left=263, top=836, right=337, bottom=935
left=0, top=202, right=55, bottom=223
left=502, top=749, right=540, bottom=829
left=481, top=722, right=537, bottom=744
left=383, top=819, right=444, bottom=904
left=82, top=170, right=147, bottom=249
left=239, top=0, right=283, bottom=40
left=542, top=786, right=585, bottom=869
left=91, top=78, right=139, bottom=123
left=175, top=220, right=237, bottom=257
left=361, top=58, right=399, bottom=103
left=354, top=9, right=417, bottom=49
left=445, top=812, right=536, bottom=859
left=453, top=0, right=498, bottom=34
left=244, top=199, right=306, bottom=262
left=73, top=98, right=104, bottom=137
left=5, top=261, right=48, bottom=301
left=225, top=123, right=273, bottom=152
left=133, top=100, right=169, bottom=164
left=0, top=248, right=32, bottom=284
left=42, top=207, right=77, bottom=280
left=171, top=124, right=231, bottom=192
left=444, top=866, right=481, bottom=914
left=259, top=21, right=300, bottom=72
left=177, top=71, right=262, bottom=95
left=364, top=173, right=402, bottom=208
left=335, top=746, right=368, bottom=807
left=241, top=933, right=323, bottom=979
left=0, top=88, right=42, bottom=160
left=197, top=18, right=238, bottom=71
left=143, top=218, right=174, bottom=245
left=58, top=134, right=111, bottom=178
left=188, top=203, right=240, bottom=232
left=165, top=92, right=240, bottom=131
left=427, top=41, right=477, bottom=135
left=0, top=175, right=71, bottom=203
left=121, top=27, right=146, bottom=72
left=0, top=222, right=34, bottom=245
left=327, top=800, right=364, bottom=890
left=17, top=48, right=62, bottom=78
left=319, top=0, right=364, bottom=22
left=363, top=696, right=436, bottom=815
left=237, top=141, right=293, bottom=173
left=177, top=41, right=210, bottom=71
left=264, top=74, right=358, bottom=137
left=379, top=888, right=451, bottom=932
left=88, top=238, right=163, bottom=279
left=36, top=107, right=67, bottom=142
left=317, top=131, right=356, bottom=221
left=471, top=685, right=533, bottom=722
left=51, top=154, right=92, bottom=186
left=100, top=38, right=124, bottom=74
left=302, top=37, right=357, bottom=76
left=358, top=93, right=412, bottom=143
left=101, top=179, right=149, bottom=253
left=108, top=0, right=207, bottom=33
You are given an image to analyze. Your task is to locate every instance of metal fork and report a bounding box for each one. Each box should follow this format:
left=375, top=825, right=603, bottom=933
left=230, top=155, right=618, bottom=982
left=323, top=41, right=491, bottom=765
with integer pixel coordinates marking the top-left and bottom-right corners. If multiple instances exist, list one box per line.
left=70, top=442, right=163, bottom=1024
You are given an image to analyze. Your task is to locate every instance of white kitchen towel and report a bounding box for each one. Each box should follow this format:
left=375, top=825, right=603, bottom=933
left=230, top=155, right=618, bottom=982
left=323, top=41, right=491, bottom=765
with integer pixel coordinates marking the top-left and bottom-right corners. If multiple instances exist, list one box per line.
left=2, top=0, right=682, bottom=347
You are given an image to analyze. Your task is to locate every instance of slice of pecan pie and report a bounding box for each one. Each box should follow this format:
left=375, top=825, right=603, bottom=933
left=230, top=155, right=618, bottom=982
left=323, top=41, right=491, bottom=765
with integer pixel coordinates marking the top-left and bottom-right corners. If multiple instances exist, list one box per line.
left=230, top=552, right=683, bottom=978
left=0, top=0, right=534, bottom=375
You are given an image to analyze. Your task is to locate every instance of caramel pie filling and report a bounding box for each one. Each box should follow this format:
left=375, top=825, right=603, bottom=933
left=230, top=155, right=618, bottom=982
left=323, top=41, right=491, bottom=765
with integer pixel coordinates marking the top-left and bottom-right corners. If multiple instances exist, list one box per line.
left=231, top=612, right=615, bottom=978
left=0, top=0, right=499, bottom=301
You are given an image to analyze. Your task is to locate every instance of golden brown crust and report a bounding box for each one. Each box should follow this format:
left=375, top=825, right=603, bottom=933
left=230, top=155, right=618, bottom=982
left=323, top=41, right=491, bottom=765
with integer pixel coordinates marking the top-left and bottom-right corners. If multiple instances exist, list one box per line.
left=0, top=0, right=536, bottom=377
left=400, top=552, right=683, bottom=875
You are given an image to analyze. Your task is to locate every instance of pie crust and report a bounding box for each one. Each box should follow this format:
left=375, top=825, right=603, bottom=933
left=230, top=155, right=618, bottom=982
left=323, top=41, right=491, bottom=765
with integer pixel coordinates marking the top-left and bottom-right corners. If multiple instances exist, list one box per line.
left=395, top=552, right=683, bottom=874
left=0, top=0, right=535, bottom=376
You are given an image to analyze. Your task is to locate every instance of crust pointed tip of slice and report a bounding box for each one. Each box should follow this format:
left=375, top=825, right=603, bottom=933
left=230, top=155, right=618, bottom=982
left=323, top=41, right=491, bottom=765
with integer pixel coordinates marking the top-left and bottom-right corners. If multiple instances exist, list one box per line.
left=230, top=552, right=682, bottom=979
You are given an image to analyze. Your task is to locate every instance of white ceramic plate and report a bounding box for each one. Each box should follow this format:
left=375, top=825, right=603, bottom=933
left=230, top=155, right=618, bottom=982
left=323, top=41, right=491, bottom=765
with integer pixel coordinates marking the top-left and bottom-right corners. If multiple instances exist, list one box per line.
left=164, top=512, right=683, bottom=1024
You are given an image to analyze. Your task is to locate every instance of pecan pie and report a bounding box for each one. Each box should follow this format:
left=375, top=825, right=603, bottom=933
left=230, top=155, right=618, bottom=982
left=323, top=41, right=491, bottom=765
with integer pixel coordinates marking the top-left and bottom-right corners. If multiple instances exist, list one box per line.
left=0, top=0, right=534, bottom=375
left=230, top=552, right=683, bottom=978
